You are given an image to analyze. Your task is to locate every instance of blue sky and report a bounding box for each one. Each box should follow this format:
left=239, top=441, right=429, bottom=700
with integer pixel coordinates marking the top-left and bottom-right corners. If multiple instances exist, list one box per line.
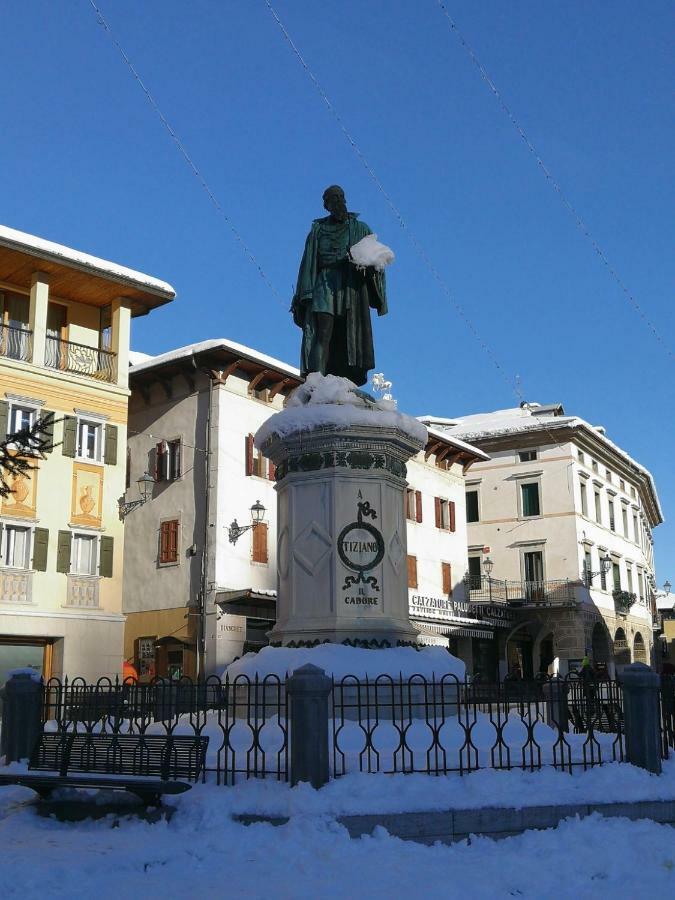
left=2, top=2, right=673, bottom=577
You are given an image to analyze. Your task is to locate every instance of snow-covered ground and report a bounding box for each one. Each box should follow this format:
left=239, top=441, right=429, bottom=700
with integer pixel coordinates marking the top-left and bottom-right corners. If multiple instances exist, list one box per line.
left=1, top=763, right=674, bottom=898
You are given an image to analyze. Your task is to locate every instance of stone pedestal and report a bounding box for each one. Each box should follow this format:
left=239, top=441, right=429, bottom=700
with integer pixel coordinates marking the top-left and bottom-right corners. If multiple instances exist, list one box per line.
left=255, top=375, right=426, bottom=647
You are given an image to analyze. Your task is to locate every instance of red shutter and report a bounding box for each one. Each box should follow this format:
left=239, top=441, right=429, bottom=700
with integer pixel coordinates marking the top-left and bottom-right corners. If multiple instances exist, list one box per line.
left=159, top=521, right=169, bottom=563
left=407, top=555, right=418, bottom=589
left=268, top=460, right=276, bottom=481
left=245, top=434, right=254, bottom=476
left=442, top=562, right=452, bottom=595
left=252, top=523, right=269, bottom=563
left=434, top=497, right=441, bottom=529
left=404, top=489, right=410, bottom=520
left=168, top=520, right=178, bottom=562
left=415, top=490, right=423, bottom=523
left=449, top=501, right=456, bottom=533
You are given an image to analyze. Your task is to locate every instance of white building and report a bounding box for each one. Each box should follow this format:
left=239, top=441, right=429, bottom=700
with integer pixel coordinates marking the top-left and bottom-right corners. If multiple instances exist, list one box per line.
left=421, top=403, right=662, bottom=677
left=123, top=340, right=488, bottom=678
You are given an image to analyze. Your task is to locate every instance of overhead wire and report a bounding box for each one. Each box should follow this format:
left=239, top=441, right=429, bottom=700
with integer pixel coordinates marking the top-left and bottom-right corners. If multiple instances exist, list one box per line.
left=435, top=0, right=673, bottom=361
left=87, top=0, right=287, bottom=310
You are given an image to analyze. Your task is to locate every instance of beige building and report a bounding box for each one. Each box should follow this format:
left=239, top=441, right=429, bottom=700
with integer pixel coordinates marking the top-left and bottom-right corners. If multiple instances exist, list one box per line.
left=421, top=403, right=662, bottom=677
left=123, top=340, right=488, bottom=678
left=0, top=224, right=174, bottom=682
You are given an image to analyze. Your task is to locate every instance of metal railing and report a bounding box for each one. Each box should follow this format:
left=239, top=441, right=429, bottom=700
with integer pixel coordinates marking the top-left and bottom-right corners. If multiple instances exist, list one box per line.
left=465, top=575, right=575, bottom=605
left=45, top=335, right=116, bottom=382
left=0, top=324, right=32, bottom=362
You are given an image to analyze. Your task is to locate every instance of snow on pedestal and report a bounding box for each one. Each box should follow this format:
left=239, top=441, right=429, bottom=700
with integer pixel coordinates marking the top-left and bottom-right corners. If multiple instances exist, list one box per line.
left=255, top=374, right=427, bottom=649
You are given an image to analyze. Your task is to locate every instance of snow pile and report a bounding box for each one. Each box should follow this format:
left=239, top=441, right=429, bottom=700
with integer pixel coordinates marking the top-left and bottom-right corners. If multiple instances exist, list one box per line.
left=349, top=234, right=395, bottom=271
left=255, top=373, right=427, bottom=447
left=225, top=644, right=465, bottom=680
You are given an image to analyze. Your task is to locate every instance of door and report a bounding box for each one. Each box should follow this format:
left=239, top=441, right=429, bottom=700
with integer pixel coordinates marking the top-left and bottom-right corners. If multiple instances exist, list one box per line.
left=46, top=303, right=67, bottom=369
left=523, top=551, right=544, bottom=601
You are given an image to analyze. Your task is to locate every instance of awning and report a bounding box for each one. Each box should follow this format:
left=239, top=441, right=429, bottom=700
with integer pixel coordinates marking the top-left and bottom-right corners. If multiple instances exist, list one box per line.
left=445, top=626, right=494, bottom=640
left=413, top=622, right=450, bottom=648
left=215, top=588, right=277, bottom=619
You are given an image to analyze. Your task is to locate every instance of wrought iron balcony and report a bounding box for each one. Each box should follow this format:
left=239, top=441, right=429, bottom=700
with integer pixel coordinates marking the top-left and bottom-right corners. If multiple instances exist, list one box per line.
left=45, top=336, right=116, bottom=383
left=0, top=324, right=33, bottom=362
left=464, top=574, right=575, bottom=606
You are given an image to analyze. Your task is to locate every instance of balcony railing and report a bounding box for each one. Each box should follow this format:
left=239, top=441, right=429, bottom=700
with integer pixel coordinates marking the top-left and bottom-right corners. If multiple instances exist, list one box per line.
left=0, top=324, right=33, bottom=362
left=66, top=575, right=100, bottom=608
left=465, top=574, right=575, bottom=606
left=0, top=569, right=33, bottom=604
left=45, top=336, right=116, bottom=383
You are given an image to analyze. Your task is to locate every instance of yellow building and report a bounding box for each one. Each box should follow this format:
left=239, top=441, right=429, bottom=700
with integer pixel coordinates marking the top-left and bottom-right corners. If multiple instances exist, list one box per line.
left=0, top=225, right=174, bottom=681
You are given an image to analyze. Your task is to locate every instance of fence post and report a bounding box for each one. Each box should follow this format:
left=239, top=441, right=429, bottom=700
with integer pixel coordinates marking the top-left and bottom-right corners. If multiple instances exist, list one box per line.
left=621, top=662, right=662, bottom=775
left=0, top=672, right=44, bottom=763
left=543, top=677, right=569, bottom=733
left=287, top=664, right=332, bottom=788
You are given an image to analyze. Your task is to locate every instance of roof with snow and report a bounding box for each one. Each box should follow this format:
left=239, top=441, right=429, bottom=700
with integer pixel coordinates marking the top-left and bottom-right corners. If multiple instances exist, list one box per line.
left=419, top=404, right=663, bottom=525
left=0, top=223, right=175, bottom=317
left=656, top=592, right=675, bottom=612
left=130, top=338, right=301, bottom=379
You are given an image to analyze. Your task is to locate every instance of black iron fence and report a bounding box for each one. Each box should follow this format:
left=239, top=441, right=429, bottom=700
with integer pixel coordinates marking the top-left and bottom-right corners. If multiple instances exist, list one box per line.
left=465, top=575, right=575, bottom=605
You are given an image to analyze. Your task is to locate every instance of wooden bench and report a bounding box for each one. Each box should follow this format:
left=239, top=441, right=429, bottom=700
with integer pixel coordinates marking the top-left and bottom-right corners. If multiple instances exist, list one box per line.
left=0, top=731, right=209, bottom=806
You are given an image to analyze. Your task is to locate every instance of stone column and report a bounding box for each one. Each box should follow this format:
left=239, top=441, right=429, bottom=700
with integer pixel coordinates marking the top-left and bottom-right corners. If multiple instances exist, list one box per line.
left=0, top=672, right=44, bottom=763
left=29, top=271, right=49, bottom=367
left=111, top=298, right=131, bottom=388
left=256, top=377, right=426, bottom=647
left=287, top=663, right=332, bottom=788
left=621, top=662, right=662, bottom=774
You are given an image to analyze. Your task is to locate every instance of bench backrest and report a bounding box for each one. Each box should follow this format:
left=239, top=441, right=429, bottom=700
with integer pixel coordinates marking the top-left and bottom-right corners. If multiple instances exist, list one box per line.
left=29, top=732, right=209, bottom=781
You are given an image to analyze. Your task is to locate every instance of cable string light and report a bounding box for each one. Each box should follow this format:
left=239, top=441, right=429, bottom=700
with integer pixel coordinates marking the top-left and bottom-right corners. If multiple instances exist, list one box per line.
left=88, top=0, right=286, bottom=310
left=435, top=0, right=673, bottom=362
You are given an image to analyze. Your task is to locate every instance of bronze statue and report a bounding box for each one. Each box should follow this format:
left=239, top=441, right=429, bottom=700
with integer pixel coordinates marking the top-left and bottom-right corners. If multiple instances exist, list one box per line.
left=291, top=185, right=387, bottom=387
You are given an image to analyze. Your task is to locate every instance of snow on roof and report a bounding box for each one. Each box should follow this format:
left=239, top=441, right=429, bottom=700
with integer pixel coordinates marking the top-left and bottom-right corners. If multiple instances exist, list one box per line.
left=129, top=350, right=154, bottom=366
left=129, top=338, right=301, bottom=379
left=425, top=425, right=489, bottom=461
left=656, top=592, right=675, bottom=611
left=0, top=224, right=175, bottom=297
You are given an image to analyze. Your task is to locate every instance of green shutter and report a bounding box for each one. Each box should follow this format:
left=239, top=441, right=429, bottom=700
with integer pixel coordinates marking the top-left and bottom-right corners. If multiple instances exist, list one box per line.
left=41, top=410, right=55, bottom=453
left=56, top=530, right=72, bottom=573
left=104, top=424, right=118, bottom=466
left=0, top=400, right=8, bottom=439
left=99, top=535, right=114, bottom=578
left=32, top=527, right=49, bottom=571
left=62, top=416, right=77, bottom=457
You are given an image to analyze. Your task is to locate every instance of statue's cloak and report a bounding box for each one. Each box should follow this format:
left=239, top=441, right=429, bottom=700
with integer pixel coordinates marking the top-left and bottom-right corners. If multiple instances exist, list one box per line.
left=292, top=214, right=387, bottom=386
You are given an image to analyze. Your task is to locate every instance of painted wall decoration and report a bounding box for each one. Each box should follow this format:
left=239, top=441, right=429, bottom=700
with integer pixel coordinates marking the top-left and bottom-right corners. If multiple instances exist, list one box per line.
left=1, top=461, right=38, bottom=518
left=71, top=462, right=104, bottom=527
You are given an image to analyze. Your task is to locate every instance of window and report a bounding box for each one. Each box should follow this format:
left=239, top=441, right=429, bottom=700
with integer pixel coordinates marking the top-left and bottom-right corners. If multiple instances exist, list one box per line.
left=99, top=305, right=112, bottom=352
left=435, top=498, right=456, bottom=531
left=466, top=490, right=479, bottom=523
left=638, top=571, right=645, bottom=603
left=591, top=460, right=598, bottom=473
left=631, top=486, right=636, bottom=499
left=406, top=489, right=422, bottom=523
left=606, top=469, right=612, bottom=483
left=518, top=449, right=538, bottom=462
left=621, top=505, right=628, bottom=537
left=136, top=637, right=156, bottom=679
left=632, top=513, right=639, bottom=543
left=583, top=549, right=592, bottom=587
left=467, top=555, right=482, bottom=589
left=612, top=562, right=621, bottom=592
left=155, top=439, right=181, bottom=481
left=245, top=433, right=271, bottom=479
left=520, top=482, right=540, bottom=517
left=252, top=522, right=268, bottom=564
left=594, top=490, right=602, bottom=524
left=626, top=564, right=634, bottom=595
left=442, top=562, right=452, bottom=595
left=407, top=555, right=418, bottom=589
left=1, top=525, right=31, bottom=569
left=0, top=291, right=30, bottom=360
left=608, top=498, right=616, bottom=532
left=577, top=449, right=585, bottom=464
left=9, top=404, right=36, bottom=435
left=71, top=533, right=97, bottom=575
left=159, top=519, right=179, bottom=564
left=619, top=479, right=626, bottom=492
left=77, top=418, right=102, bottom=462
left=600, top=555, right=608, bottom=591
left=579, top=481, right=588, bottom=517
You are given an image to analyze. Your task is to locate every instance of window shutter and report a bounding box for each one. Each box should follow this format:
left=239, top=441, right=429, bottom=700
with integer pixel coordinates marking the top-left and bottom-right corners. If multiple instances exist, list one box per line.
left=99, top=536, right=114, bottom=578
left=434, top=497, right=441, bottom=529
left=159, top=521, right=170, bottom=563
left=0, top=400, right=8, bottom=439
left=104, top=424, right=118, bottom=466
left=415, top=490, right=423, bottom=523
left=56, top=530, right=72, bottom=573
left=245, top=434, right=254, bottom=476
left=407, top=555, right=418, bottom=589
left=268, top=459, right=276, bottom=481
left=252, top=522, right=268, bottom=563
left=154, top=442, right=165, bottom=482
left=125, top=447, right=131, bottom=490
left=32, top=527, right=49, bottom=571
left=442, top=562, right=452, bottom=595
left=169, top=520, right=178, bottom=562
left=449, top=501, right=456, bottom=533
left=41, top=410, right=55, bottom=453
left=62, top=416, right=77, bottom=457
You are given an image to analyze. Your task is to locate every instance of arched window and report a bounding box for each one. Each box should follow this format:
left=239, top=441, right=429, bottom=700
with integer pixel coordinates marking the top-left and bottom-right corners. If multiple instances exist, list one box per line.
left=633, top=632, right=647, bottom=664
left=614, top=628, right=630, bottom=667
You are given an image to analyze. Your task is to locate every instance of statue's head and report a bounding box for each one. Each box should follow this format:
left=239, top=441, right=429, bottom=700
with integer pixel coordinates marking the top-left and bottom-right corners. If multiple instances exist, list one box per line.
left=323, top=185, right=347, bottom=222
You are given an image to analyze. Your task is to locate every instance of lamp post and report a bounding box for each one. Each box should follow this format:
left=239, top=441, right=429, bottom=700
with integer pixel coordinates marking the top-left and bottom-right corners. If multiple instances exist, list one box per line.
left=585, top=552, right=612, bottom=587
left=664, top=580, right=672, bottom=595
left=118, top=471, right=155, bottom=519
left=484, top=556, right=494, bottom=602
left=228, top=500, right=266, bottom=544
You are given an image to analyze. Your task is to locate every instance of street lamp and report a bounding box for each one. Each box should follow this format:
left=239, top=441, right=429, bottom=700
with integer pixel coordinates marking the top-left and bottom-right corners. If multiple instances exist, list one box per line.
left=585, top=552, right=612, bottom=586
left=664, top=580, right=672, bottom=595
left=228, top=500, right=266, bottom=544
left=118, top=471, right=155, bottom=519
left=483, top=556, right=494, bottom=601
